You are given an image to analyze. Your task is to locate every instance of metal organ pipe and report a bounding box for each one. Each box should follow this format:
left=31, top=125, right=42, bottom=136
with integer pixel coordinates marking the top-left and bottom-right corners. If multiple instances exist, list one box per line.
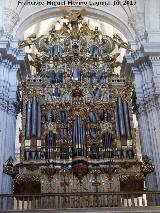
left=72, top=117, right=77, bottom=157
left=115, top=101, right=120, bottom=138
left=25, top=100, right=32, bottom=139
left=72, top=116, right=86, bottom=157
left=45, top=133, right=49, bottom=159
left=109, top=133, right=112, bottom=148
left=37, top=102, right=41, bottom=138
left=82, top=118, right=86, bottom=156
left=50, top=132, right=53, bottom=159
left=45, top=131, right=56, bottom=159
left=103, top=132, right=113, bottom=158
left=117, top=97, right=126, bottom=137
left=123, top=101, right=132, bottom=140
left=78, top=117, right=81, bottom=149
left=31, top=96, right=37, bottom=136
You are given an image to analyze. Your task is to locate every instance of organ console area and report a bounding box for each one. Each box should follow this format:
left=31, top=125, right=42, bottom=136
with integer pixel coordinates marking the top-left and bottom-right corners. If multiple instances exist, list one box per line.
left=4, top=11, right=152, bottom=195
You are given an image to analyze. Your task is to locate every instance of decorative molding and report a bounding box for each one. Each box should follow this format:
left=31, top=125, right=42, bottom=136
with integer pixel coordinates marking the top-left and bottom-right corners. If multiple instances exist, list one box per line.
left=149, top=56, right=160, bottom=62
left=0, top=98, right=18, bottom=116
left=1, top=9, right=19, bottom=36
left=128, top=12, right=146, bottom=42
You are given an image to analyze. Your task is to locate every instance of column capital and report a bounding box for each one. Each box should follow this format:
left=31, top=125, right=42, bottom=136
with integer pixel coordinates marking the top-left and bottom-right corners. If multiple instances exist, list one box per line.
left=0, top=97, right=18, bottom=117
left=8, top=100, right=18, bottom=116
left=121, top=50, right=150, bottom=79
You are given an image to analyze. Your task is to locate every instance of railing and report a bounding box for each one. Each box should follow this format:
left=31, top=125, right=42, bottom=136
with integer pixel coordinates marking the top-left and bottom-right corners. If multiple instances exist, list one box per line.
left=0, top=191, right=160, bottom=211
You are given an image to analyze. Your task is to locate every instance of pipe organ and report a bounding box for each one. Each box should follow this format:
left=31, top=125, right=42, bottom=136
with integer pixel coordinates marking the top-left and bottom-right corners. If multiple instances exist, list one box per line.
left=4, top=11, right=154, bottom=196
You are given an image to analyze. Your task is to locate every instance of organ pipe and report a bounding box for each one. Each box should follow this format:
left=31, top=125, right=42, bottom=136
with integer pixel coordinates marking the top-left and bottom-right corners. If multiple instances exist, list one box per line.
left=117, top=97, right=126, bottom=137
left=45, top=131, right=56, bottom=159
left=37, top=102, right=41, bottom=138
left=123, top=101, right=132, bottom=140
left=31, top=96, right=37, bottom=136
left=72, top=116, right=86, bottom=156
left=25, top=100, right=32, bottom=139
left=103, top=132, right=113, bottom=158
left=115, top=101, right=120, bottom=138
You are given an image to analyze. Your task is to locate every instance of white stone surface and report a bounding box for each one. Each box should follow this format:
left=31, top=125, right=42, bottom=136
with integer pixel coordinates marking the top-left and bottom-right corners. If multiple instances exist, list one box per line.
left=0, top=39, right=26, bottom=193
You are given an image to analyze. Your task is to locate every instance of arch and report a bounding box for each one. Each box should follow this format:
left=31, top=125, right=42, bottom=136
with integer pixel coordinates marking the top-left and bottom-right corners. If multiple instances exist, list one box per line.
left=14, top=7, right=136, bottom=41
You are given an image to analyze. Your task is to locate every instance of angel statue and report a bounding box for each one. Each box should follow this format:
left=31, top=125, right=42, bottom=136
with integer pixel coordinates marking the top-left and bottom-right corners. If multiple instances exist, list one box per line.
left=19, top=33, right=37, bottom=48
left=28, top=53, right=43, bottom=74
left=91, top=26, right=102, bottom=41
left=80, top=22, right=91, bottom=35
left=62, top=8, right=85, bottom=25
left=112, top=33, right=132, bottom=51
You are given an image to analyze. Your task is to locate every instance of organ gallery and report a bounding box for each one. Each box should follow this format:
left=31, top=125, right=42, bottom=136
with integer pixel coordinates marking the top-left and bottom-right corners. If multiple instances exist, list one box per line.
left=4, top=11, right=153, bottom=197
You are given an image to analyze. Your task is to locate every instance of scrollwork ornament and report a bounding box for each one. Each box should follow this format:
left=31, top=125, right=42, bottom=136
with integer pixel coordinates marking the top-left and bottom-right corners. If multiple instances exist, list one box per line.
left=141, top=155, right=154, bottom=176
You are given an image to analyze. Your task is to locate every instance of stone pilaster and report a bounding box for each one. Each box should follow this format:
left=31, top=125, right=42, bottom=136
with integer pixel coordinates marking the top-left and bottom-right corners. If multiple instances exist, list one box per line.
left=122, top=51, right=160, bottom=190
left=0, top=38, right=26, bottom=193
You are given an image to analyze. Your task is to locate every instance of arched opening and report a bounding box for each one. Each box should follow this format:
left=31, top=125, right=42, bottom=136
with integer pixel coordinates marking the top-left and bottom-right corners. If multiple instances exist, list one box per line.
left=14, top=7, right=136, bottom=41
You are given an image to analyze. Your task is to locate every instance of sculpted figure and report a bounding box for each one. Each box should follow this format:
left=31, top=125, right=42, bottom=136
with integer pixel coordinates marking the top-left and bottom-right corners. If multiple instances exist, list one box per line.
left=92, top=26, right=102, bottom=40
left=112, top=33, right=132, bottom=51
left=19, top=33, right=36, bottom=48
left=80, top=22, right=91, bottom=35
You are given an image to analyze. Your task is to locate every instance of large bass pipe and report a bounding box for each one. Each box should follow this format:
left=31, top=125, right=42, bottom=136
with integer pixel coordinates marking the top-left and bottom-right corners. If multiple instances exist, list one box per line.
left=37, top=101, right=41, bottom=138
left=82, top=118, right=86, bottom=156
left=115, top=101, right=120, bottom=138
left=117, top=97, right=126, bottom=136
left=117, top=97, right=127, bottom=145
left=31, top=96, right=42, bottom=138
left=31, top=96, right=37, bottom=136
left=25, top=100, right=32, bottom=139
left=123, top=101, right=132, bottom=140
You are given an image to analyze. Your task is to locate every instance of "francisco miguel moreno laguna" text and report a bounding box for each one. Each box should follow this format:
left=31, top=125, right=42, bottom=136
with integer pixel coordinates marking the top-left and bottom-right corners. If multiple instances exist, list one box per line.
left=17, top=0, right=136, bottom=7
